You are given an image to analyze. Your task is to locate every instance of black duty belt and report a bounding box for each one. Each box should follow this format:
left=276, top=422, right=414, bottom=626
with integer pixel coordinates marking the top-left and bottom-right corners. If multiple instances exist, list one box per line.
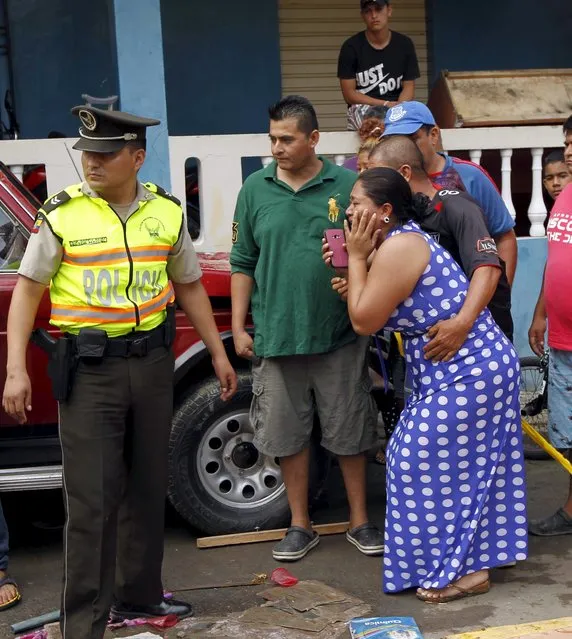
left=102, top=324, right=169, bottom=357
left=67, top=323, right=170, bottom=359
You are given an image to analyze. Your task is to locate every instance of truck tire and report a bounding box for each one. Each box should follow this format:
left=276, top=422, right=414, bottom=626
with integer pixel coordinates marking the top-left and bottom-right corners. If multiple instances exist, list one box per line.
left=168, top=372, right=331, bottom=535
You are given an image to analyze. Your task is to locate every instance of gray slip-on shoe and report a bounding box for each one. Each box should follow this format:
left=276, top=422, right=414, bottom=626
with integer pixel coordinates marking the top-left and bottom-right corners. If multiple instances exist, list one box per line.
left=529, top=508, right=572, bottom=536
left=346, top=523, right=385, bottom=556
left=272, top=526, right=320, bottom=562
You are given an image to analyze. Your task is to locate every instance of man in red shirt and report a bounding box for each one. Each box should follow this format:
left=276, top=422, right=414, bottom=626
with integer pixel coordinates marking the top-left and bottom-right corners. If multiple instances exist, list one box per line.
left=528, top=115, right=572, bottom=536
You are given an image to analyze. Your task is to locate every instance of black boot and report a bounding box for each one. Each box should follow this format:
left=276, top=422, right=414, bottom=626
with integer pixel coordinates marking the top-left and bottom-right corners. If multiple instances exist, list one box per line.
left=110, top=597, right=193, bottom=622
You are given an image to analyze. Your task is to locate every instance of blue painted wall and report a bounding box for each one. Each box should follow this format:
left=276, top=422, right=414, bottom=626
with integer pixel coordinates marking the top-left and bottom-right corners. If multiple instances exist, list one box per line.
left=425, top=0, right=572, bottom=85
left=160, top=0, right=282, bottom=135
left=112, top=0, right=170, bottom=187
left=5, top=1, right=282, bottom=139
left=6, top=0, right=117, bottom=138
left=512, top=238, right=547, bottom=358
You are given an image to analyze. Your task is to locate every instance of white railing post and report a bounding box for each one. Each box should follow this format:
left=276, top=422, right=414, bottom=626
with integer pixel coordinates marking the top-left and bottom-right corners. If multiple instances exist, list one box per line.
left=528, top=148, right=547, bottom=237
left=469, top=150, right=482, bottom=165
left=500, top=149, right=517, bottom=220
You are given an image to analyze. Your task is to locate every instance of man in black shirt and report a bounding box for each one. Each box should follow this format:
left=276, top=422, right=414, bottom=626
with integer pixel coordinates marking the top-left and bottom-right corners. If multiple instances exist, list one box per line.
left=338, top=0, right=420, bottom=131
left=368, top=135, right=513, bottom=360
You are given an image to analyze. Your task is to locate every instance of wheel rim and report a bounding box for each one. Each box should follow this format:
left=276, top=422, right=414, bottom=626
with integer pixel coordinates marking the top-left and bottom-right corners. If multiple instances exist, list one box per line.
left=196, top=408, right=285, bottom=509
left=520, top=364, right=548, bottom=449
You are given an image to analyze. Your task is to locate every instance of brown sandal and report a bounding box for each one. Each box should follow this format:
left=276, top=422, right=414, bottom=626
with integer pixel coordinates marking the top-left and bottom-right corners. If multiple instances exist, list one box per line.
left=416, top=579, right=490, bottom=604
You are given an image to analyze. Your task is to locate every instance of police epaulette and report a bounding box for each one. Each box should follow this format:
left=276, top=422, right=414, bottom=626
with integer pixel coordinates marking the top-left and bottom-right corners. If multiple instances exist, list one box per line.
left=149, top=183, right=181, bottom=207
left=40, top=190, right=72, bottom=215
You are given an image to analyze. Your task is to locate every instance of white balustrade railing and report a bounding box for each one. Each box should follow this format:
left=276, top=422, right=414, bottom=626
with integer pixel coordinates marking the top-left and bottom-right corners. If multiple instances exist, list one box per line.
left=528, top=148, right=548, bottom=237
left=500, top=149, right=517, bottom=220
left=0, top=125, right=563, bottom=252
left=469, top=149, right=482, bottom=165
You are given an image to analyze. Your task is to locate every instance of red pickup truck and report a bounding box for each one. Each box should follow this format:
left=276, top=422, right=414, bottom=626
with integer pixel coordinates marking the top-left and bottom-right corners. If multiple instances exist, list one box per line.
left=0, top=163, right=330, bottom=535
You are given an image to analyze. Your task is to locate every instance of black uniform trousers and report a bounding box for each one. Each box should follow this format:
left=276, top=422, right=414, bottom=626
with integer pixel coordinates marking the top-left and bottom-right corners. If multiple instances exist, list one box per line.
left=58, top=345, right=174, bottom=639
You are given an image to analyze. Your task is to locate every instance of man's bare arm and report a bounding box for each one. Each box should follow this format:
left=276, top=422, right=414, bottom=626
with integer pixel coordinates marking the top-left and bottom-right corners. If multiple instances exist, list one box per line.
left=3, top=276, right=47, bottom=423
left=340, top=78, right=391, bottom=107
left=495, top=229, right=518, bottom=286
left=231, top=272, right=255, bottom=359
left=173, top=279, right=237, bottom=400
left=529, top=266, right=547, bottom=357
left=397, top=80, right=415, bottom=103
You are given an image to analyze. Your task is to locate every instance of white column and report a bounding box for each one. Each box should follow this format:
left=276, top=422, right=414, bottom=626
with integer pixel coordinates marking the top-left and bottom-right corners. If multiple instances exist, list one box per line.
left=334, top=154, right=347, bottom=166
left=528, top=148, right=547, bottom=237
left=500, top=149, right=517, bottom=220
left=469, top=150, right=482, bottom=165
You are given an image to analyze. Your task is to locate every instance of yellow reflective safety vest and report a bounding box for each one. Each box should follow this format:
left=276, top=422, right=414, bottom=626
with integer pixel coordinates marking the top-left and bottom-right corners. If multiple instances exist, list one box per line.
left=39, top=183, right=183, bottom=338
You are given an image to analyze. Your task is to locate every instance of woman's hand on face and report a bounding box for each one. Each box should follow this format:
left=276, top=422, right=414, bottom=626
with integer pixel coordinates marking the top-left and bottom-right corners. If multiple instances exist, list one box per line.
left=344, top=209, right=381, bottom=260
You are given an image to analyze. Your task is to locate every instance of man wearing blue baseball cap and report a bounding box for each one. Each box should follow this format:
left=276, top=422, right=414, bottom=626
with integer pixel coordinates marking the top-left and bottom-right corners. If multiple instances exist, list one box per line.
left=338, top=0, right=420, bottom=131
left=383, top=101, right=518, bottom=289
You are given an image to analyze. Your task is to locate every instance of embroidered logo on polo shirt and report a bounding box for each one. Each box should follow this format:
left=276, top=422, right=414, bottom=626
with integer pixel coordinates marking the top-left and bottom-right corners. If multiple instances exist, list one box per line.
left=232, top=222, right=239, bottom=244
left=328, top=197, right=340, bottom=223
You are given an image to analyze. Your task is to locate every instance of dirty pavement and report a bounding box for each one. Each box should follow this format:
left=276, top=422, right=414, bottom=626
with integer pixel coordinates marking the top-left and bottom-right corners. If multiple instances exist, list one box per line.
left=1, top=459, right=570, bottom=639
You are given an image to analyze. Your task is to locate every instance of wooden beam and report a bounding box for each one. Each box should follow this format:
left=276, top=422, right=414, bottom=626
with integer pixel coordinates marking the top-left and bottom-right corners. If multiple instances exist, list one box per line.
left=197, top=521, right=350, bottom=549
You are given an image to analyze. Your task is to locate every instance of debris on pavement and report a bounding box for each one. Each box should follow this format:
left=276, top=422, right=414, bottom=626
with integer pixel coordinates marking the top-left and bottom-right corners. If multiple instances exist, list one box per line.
left=11, top=609, right=60, bottom=635
left=16, top=581, right=368, bottom=638
left=270, top=568, right=299, bottom=587
left=173, top=572, right=268, bottom=593
left=107, top=614, right=179, bottom=631
left=349, top=616, right=424, bottom=639
left=171, top=580, right=370, bottom=638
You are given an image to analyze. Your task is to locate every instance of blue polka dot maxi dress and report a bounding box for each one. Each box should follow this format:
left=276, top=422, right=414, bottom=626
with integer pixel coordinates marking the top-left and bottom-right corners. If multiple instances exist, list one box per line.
left=381, top=223, right=528, bottom=594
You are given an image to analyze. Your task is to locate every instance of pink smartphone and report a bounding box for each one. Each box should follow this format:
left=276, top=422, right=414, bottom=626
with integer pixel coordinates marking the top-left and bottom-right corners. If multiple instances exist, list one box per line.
left=324, top=228, right=348, bottom=269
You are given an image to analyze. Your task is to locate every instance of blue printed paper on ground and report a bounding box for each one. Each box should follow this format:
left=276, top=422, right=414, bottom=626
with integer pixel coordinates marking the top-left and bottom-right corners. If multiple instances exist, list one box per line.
left=349, top=616, right=423, bottom=639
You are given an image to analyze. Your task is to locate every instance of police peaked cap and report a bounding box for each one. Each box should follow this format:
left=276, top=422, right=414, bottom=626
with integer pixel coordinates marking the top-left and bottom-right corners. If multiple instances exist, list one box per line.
left=71, top=106, right=160, bottom=153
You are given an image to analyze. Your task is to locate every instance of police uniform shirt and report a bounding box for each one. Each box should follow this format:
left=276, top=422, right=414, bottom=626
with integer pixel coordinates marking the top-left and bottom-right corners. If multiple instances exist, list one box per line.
left=420, top=189, right=513, bottom=337
left=19, top=182, right=202, bottom=286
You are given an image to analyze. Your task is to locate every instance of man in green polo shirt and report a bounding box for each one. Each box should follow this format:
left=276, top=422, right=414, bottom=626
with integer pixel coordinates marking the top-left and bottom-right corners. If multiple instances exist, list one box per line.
left=231, top=95, right=383, bottom=562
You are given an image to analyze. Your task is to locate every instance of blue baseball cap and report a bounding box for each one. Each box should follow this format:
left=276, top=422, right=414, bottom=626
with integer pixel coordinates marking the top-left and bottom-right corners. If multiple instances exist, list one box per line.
left=382, top=102, right=437, bottom=136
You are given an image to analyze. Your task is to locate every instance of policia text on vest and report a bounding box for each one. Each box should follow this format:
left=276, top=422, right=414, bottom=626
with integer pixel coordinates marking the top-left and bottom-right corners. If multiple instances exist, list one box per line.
left=40, top=182, right=181, bottom=336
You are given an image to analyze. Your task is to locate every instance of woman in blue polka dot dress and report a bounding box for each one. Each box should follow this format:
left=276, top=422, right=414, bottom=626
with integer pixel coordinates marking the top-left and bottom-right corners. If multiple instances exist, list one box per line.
left=344, top=168, right=528, bottom=603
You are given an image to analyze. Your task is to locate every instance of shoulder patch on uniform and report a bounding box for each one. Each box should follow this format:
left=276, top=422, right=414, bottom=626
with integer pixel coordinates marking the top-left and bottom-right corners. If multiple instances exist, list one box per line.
left=146, top=183, right=181, bottom=207
left=477, top=237, right=498, bottom=253
left=31, top=212, right=46, bottom=234
left=40, top=190, right=72, bottom=215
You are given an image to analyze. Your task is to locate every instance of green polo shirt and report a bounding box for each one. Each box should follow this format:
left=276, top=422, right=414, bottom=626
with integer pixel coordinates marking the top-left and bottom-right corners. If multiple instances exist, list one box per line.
left=230, top=157, right=358, bottom=358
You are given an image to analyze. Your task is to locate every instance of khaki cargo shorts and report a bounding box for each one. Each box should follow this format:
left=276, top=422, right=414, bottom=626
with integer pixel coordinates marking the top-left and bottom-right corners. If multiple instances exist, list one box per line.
left=250, top=337, right=378, bottom=457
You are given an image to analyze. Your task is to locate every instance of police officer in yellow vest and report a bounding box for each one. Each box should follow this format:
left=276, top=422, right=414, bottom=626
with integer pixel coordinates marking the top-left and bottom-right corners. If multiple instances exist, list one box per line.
left=2, top=106, right=238, bottom=639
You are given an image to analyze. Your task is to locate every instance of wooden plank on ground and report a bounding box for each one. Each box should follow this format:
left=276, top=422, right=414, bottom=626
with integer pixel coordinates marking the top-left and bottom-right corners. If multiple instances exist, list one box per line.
left=197, top=521, right=350, bottom=549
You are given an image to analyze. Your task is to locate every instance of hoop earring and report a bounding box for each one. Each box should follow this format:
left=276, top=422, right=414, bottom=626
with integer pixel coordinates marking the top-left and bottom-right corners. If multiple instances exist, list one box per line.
left=383, top=216, right=391, bottom=224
